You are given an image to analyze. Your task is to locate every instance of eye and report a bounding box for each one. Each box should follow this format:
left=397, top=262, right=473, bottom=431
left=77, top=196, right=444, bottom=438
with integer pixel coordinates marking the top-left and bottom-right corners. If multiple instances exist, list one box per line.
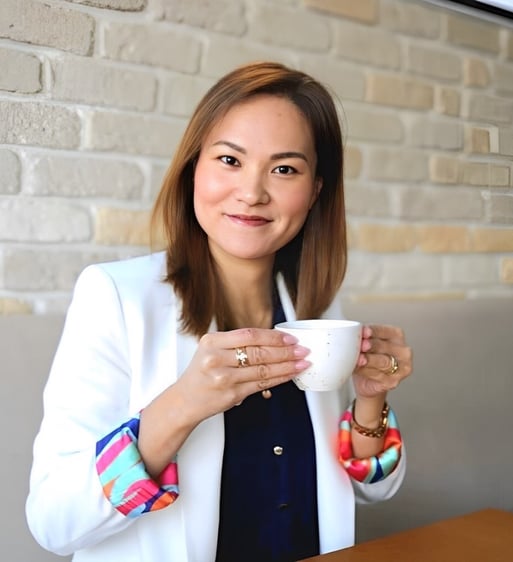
left=273, top=165, right=297, bottom=175
left=219, top=155, right=240, bottom=167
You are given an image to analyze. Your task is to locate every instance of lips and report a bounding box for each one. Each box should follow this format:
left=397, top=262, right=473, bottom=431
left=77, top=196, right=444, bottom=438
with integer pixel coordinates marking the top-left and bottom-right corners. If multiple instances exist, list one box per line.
left=226, top=214, right=272, bottom=226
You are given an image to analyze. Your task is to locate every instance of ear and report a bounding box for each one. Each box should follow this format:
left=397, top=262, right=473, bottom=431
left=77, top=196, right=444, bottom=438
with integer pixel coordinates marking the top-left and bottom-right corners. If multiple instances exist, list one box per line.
left=309, top=177, right=323, bottom=209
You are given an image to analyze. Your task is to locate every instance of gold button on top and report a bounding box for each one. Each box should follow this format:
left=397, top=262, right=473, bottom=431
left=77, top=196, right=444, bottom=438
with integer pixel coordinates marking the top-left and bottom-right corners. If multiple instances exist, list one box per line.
left=273, top=446, right=283, bottom=456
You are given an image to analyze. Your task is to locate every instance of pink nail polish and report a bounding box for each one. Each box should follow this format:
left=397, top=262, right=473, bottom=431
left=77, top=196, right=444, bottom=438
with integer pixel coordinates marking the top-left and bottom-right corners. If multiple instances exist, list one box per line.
left=282, top=334, right=298, bottom=344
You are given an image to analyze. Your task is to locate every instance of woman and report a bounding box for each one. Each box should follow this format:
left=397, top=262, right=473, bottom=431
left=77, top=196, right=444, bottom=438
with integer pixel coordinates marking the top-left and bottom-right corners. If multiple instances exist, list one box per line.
left=26, top=61, right=412, bottom=562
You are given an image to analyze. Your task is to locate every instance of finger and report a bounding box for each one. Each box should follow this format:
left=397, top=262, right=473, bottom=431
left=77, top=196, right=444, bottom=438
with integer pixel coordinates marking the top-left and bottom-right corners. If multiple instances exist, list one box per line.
left=366, top=324, right=405, bottom=344
left=201, top=327, right=299, bottom=351
left=235, top=358, right=311, bottom=385
left=236, top=362, right=311, bottom=397
left=358, top=350, right=413, bottom=379
left=363, top=338, right=409, bottom=359
left=357, top=352, right=395, bottom=375
left=230, top=343, right=310, bottom=368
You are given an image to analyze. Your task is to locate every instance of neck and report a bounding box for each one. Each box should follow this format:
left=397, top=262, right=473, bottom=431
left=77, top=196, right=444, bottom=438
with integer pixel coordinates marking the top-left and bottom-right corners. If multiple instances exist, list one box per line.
left=216, top=259, right=275, bottom=330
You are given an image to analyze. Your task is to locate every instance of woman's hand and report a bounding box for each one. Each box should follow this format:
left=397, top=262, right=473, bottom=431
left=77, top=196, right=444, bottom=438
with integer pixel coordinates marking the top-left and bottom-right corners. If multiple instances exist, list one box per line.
left=352, top=324, right=413, bottom=400
left=139, top=328, right=310, bottom=477
left=173, top=328, right=310, bottom=424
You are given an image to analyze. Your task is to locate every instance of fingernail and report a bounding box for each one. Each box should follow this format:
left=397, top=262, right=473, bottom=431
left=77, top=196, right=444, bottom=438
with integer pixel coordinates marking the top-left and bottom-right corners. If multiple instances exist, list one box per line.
left=361, top=340, right=371, bottom=352
left=293, top=345, right=310, bottom=357
left=282, top=334, right=298, bottom=344
left=295, top=360, right=311, bottom=370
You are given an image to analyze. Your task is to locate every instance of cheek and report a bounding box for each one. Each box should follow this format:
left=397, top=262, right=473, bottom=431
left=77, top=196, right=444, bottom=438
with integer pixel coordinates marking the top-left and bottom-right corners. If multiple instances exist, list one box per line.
left=284, top=190, right=317, bottom=220
left=193, top=166, right=211, bottom=226
left=193, top=165, right=219, bottom=208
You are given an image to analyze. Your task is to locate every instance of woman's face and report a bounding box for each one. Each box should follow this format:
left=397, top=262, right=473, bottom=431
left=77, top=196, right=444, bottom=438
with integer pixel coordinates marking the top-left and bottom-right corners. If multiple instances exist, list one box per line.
left=193, top=94, right=321, bottom=270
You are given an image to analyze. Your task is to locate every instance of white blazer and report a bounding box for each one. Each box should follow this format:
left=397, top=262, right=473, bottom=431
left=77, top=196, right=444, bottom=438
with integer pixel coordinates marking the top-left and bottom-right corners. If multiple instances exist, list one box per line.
left=26, top=252, right=405, bottom=562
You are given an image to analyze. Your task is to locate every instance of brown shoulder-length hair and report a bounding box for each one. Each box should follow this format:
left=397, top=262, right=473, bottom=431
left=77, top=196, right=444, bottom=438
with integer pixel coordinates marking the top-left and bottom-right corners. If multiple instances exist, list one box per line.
left=151, top=61, right=347, bottom=336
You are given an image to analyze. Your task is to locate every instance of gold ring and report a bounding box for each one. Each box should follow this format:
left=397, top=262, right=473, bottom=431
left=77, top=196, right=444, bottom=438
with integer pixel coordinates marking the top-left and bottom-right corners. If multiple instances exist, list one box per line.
left=235, top=347, right=248, bottom=368
left=384, top=354, right=399, bottom=375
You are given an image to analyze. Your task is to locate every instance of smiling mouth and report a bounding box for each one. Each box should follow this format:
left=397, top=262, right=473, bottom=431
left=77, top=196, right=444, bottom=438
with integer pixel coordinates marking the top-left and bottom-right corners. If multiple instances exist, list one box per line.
left=227, top=214, right=272, bottom=226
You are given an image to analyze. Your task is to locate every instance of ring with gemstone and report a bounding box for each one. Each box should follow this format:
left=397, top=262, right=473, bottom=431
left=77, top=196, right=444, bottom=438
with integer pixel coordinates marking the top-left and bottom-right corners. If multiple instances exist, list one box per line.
left=235, top=347, right=249, bottom=367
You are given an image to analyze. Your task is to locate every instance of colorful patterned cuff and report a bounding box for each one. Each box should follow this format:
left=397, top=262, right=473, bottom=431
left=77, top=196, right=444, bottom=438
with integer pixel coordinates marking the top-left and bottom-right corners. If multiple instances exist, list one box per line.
left=338, top=404, right=402, bottom=484
left=96, top=414, right=179, bottom=518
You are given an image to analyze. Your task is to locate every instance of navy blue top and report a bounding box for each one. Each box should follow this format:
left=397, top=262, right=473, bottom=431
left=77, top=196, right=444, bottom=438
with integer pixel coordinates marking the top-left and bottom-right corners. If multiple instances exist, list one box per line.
left=215, top=303, right=319, bottom=562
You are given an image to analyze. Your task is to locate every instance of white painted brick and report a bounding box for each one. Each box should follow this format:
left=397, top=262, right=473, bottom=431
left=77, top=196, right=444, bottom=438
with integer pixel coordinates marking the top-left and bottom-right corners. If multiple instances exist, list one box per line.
left=366, top=73, right=434, bottom=110
left=398, top=186, right=484, bottom=221
left=446, top=12, right=500, bottom=53
left=345, top=146, right=362, bottom=179
left=86, top=111, right=186, bottom=157
left=0, top=47, right=41, bottom=93
left=343, top=250, right=383, bottom=290
left=464, top=93, right=513, bottom=124
left=0, top=101, right=81, bottom=149
left=150, top=163, right=168, bottom=201
left=497, top=128, right=513, bottom=156
left=489, top=194, right=513, bottom=224
left=495, top=63, right=513, bottom=96
left=435, top=86, right=461, bottom=116
left=0, top=150, right=21, bottom=195
left=161, top=0, right=246, bottom=35
left=380, top=255, right=444, bottom=289
left=464, top=57, right=490, bottom=87
left=345, top=183, right=392, bottom=217
left=0, top=0, right=94, bottom=55
left=380, top=0, right=441, bottom=38
left=367, top=149, right=428, bottom=182
left=202, top=36, right=296, bottom=78
left=52, top=57, right=157, bottom=111
left=103, top=22, right=201, bottom=73
left=247, top=3, right=330, bottom=51
left=406, top=45, right=462, bottom=81
left=460, top=162, right=510, bottom=187
left=299, top=57, right=365, bottom=103
left=66, top=0, right=147, bottom=10
left=508, top=31, right=513, bottom=61
left=334, top=21, right=401, bottom=69
left=26, top=154, right=144, bottom=198
left=409, top=118, right=464, bottom=150
left=304, top=0, right=379, bottom=23
left=344, top=107, right=403, bottom=143
left=1, top=248, right=120, bottom=291
left=0, top=199, right=91, bottom=242
left=444, top=255, right=499, bottom=286
left=161, top=74, right=214, bottom=117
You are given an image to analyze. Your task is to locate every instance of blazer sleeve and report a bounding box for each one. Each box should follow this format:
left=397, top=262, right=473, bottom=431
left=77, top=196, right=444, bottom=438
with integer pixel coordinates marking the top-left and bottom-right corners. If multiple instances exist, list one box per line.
left=328, top=291, right=407, bottom=504
left=351, top=448, right=406, bottom=504
left=26, top=265, right=145, bottom=555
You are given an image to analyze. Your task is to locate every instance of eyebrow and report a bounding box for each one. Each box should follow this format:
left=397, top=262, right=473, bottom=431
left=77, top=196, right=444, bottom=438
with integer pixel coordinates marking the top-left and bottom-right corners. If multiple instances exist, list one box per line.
left=212, top=140, right=309, bottom=162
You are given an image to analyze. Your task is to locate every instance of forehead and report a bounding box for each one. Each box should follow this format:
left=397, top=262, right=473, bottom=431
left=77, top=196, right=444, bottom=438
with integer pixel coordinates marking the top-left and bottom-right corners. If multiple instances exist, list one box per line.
left=204, top=94, right=314, bottom=148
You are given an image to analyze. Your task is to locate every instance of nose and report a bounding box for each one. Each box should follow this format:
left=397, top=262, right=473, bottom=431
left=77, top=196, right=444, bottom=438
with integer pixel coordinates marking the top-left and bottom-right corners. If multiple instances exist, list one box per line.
left=235, top=168, right=270, bottom=206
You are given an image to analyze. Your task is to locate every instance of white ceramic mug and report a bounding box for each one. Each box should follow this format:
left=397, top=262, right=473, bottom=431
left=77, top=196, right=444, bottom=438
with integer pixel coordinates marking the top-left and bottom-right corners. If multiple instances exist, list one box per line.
left=275, top=319, right=362, bottom=391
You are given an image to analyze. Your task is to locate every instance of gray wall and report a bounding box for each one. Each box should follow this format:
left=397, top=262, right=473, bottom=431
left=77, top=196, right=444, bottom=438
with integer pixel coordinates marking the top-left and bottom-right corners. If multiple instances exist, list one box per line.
left=3, top=316, right=70, bottom=562
left=346, top=298, right=513, bottom=542
left=3, top=297, right=513, bottom=560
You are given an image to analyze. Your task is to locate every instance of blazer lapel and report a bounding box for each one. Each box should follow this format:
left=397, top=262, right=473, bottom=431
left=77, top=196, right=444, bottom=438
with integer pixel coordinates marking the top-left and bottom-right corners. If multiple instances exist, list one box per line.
left=174, top=323, right=225, bottom=562
left=277, top=274, right=353, bottom=552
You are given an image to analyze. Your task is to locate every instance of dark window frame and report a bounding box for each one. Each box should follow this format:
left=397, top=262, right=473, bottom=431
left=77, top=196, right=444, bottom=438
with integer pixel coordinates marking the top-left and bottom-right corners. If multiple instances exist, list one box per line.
left=443, top=0, right=513, bottom=20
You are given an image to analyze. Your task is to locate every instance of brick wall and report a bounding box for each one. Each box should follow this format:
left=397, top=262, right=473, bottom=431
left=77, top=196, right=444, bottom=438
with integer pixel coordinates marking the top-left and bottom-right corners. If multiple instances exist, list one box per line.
left=0, top=0, right=512, bottom=314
